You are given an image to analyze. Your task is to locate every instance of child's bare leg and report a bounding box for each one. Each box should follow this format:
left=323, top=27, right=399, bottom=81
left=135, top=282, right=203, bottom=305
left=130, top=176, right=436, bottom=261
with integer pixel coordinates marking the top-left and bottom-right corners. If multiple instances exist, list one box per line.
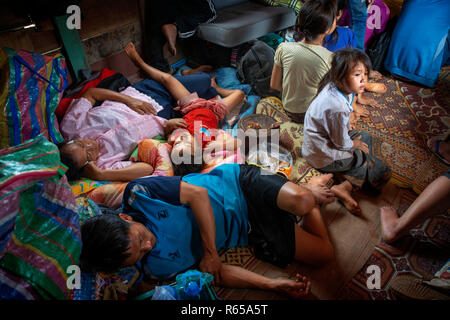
left=211, top=77, right=236, bottom=97
left=124, top=42, right=190, bottom=101
left=331, top=180, right=362, bottom=215
left=221, top=89, right=246, bottom=113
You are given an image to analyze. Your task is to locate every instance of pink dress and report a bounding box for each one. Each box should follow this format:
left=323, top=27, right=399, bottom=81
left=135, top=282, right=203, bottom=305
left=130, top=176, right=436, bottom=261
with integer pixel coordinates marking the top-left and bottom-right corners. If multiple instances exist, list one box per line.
left=60, top=86, right=167, bottom=170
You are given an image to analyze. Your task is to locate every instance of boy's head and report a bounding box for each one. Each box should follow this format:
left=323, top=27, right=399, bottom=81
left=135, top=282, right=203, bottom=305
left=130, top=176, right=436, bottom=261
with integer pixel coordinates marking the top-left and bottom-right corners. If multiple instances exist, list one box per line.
left=59, top=138, right=99, bottom=181
left=170, top=129, right=203, bottom=176
left=80, top=213, right=155, bottom=273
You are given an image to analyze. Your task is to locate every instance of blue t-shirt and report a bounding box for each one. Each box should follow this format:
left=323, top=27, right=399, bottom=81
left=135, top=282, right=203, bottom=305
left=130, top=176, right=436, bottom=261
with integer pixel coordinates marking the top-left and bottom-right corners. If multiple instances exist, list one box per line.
left=122, top=164, right=248, bottom=280
left=324, top=26, right=357, bottom=52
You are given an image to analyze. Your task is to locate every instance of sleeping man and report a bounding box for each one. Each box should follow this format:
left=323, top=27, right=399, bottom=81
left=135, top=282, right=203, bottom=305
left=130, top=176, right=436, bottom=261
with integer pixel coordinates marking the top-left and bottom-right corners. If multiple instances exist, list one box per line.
left=80, top=163, right=337, bottom=298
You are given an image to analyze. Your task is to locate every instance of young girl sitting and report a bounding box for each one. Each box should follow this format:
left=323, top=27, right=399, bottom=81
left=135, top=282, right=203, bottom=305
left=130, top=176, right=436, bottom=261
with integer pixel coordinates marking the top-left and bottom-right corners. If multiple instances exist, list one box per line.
left=270, top=0, right=337, bottom=123
left=302, top=48, right=391, bottom=214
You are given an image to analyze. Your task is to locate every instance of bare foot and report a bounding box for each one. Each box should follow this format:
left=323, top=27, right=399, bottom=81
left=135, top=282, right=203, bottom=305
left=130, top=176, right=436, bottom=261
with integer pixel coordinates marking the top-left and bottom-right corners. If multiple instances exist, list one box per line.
left=365, top=82, right=387, bottom=94
left=181, top=65, right=213, bottom=75
left=273, top=274, right=311, bottom=299
left=380, top=206, right=402, bottom=243
left=331, top=181, right=362, bottom=215
left=124, top=42, right=144, bottom=67
left=161, top=23, right=177, bottom=56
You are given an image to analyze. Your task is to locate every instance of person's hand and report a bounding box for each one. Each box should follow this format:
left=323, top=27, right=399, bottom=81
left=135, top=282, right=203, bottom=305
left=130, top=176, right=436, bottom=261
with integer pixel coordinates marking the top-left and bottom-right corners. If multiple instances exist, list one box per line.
left=303, top=183, right=335, bottom=205
left=126, top=97, right=157, bottom=115
left=349, top=112, right=359, bottom=130
left=199, top=251, right=223, bottom=285
left=165, top=118, right=187, bottom=135
left=352, top=135, right=369, bottom=154
left=82, top=161, right=103, bottom=180
left=353, top=103, right=370, bottom=117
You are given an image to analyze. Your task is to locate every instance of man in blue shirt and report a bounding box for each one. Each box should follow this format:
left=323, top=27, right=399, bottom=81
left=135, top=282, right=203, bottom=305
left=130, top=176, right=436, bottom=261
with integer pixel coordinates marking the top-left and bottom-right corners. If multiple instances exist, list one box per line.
left=80, top=163, right=335, bottom=298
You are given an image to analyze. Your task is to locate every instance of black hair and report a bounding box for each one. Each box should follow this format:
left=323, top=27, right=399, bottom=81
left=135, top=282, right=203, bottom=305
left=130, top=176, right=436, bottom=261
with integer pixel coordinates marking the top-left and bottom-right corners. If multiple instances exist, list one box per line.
left=80, top=214, right=132, bottom=273
left=58, top=142, right=82, bottom=181
left=294, top=0, right=337, bottom=42
left=318, top=48, right=373, bottom=94
left=327, top=0, right=347, bottom=46
left=172, top=153, right=204, bottom=176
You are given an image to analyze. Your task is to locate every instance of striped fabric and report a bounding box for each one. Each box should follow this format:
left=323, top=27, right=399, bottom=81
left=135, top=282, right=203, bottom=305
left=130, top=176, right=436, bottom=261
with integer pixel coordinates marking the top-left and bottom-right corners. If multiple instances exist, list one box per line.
left=258, top=0, right=302, bottom=14
left=0, top=47, right=67, bottom=149
left=0, top=135, right=81, bottom=299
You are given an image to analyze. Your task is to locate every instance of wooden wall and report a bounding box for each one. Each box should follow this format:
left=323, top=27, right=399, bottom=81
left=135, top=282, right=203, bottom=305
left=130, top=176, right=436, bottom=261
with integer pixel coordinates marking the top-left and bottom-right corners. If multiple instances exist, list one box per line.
left=0, top=0, right=144, bottom=83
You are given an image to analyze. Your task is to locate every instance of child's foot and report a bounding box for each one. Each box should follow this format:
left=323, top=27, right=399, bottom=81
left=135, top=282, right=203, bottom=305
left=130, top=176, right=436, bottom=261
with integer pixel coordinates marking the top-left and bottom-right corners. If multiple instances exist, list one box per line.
left=331, top=181, right=362, bottom=215
left=380, top=206, right=401, bottom=243
left=181, top=65, right=213, bottom=75
left=161, top=23, right=177, bottom=56
left=124, top=42, right=144, bottom=67
left=274, top=274, right=311, bottom=299
left=365, top=82, right=387, bottom=94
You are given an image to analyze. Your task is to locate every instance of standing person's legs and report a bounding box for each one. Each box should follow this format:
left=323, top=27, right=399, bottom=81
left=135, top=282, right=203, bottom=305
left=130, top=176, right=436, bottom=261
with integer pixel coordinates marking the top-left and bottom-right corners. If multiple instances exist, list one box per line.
left=348, top=0, right=368, bottom=51
left=380, top=173, right=450, bottom=243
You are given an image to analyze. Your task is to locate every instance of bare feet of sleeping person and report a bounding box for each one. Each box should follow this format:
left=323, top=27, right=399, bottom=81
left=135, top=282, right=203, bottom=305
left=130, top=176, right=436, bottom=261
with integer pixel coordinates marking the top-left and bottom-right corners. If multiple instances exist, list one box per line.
left=161, top=23, right=178, bottom=56
left=181, top=65, right=213, bottom=75
left=331, top=180, right=362, bottom=216
left=124, top=42, right=144, bottom=67
left=274, top=274, right=312, bottom=299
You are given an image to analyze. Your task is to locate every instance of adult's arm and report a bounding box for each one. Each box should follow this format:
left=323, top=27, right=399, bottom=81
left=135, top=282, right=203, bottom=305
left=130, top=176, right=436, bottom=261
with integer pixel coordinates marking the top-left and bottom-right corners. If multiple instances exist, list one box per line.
left=82, top=87, right=156, bottom=115
left=83, top=161, right=154, bottom=181
left=218, top=264, right=311, bottom=299
left=179, top=180, right=222, bottom=283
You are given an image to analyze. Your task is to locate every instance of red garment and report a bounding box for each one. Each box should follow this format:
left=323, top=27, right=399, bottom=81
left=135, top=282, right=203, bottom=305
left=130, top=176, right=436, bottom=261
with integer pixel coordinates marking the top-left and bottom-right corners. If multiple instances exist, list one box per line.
left=55, top=68, right=117, bottom=120
left=183, top=108, right=218, bottom=149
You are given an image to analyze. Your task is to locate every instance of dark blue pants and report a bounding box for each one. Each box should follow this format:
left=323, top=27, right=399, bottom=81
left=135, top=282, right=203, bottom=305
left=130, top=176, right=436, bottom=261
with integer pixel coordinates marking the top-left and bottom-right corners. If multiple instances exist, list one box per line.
left=132, top=72, right=218, bottom=119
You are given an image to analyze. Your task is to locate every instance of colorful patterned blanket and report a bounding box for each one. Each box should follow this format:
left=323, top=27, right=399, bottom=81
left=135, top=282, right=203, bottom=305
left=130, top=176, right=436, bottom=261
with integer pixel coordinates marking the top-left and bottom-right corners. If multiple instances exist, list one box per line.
left=0, top=135, right=81, bottom=299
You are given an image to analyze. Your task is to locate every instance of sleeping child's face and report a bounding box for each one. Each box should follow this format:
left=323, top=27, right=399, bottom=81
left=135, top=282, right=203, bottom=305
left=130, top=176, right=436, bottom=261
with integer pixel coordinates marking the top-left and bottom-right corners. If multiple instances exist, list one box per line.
left=170, top=128, right=198, bottom=160
left=343, top=61, right=368, bottom=94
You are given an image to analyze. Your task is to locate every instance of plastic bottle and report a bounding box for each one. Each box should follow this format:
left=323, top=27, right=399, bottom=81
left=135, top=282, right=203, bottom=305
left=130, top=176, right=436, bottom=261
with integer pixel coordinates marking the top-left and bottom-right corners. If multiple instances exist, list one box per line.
left=176, top=270, right=203, bottom=300
left=151, top=285, right=177, bottom=300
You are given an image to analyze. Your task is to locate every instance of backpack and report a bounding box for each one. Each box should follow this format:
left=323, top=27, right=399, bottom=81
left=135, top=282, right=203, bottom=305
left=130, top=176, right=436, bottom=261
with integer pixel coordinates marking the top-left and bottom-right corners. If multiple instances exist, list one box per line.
left=367, top=16, right=398, bottom=72
left=236, top=40, right=276, bottom=97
